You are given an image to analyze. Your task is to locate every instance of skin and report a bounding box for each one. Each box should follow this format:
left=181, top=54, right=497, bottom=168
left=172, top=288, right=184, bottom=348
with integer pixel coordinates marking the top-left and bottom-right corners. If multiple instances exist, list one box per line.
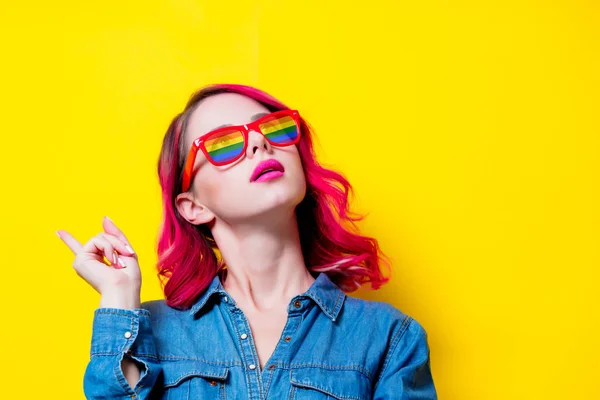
left=175, top=93, right=316, bottom=370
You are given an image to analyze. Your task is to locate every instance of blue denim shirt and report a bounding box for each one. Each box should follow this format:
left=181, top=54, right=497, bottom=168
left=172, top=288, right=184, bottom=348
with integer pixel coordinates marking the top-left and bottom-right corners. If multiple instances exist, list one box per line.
left=83, top=272, right=437, bottom=399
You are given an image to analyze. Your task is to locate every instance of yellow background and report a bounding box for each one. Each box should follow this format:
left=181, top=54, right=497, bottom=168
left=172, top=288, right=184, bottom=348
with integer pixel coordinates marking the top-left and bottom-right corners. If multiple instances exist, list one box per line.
left=1, top=1, right=598, bottom=399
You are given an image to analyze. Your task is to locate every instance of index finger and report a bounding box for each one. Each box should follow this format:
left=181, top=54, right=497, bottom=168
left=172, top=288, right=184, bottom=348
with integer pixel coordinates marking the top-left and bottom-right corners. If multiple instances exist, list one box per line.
left=56, top=230, right=84, bottom=255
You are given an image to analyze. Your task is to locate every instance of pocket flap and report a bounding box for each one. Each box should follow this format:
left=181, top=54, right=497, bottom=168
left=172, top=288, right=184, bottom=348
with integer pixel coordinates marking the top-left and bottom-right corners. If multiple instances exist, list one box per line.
left=161, top=360, right=229, bottom=388
left=290, top=367, right=371, bottom=400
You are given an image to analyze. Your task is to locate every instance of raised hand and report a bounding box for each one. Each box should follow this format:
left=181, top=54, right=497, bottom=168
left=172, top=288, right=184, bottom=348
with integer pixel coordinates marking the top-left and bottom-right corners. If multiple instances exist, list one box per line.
left=57, top=216, right=142, bottom=309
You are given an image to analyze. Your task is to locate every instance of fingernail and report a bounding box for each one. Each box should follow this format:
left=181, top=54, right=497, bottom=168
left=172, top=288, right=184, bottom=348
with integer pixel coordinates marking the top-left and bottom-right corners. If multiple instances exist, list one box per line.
left=125, top=244, right=135, bottom=254
left=105, top=216, right=112, bottom=222
left=56, top=231, right=62, bottom=239
left=118, top=257, right=126, bottom=268
left=113, top=253, right=117, bottom=264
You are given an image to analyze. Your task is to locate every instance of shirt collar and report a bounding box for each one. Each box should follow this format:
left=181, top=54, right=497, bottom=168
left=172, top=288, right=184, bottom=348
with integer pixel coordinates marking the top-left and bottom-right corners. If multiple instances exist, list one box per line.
left=188, top=271, right=346, bottom=322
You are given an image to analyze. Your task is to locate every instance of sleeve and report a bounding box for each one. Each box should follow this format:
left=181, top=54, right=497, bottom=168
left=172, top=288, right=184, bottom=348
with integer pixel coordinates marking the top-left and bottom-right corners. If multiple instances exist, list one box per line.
left=372, top=316, right=438, bottom=400
left=83, top=307, right=163, bottom=399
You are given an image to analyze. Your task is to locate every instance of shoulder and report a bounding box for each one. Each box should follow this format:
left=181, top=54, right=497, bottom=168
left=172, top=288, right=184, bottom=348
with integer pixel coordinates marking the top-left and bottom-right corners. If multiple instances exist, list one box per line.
left=139, top=299, right=189, bottom=322
left=140, top=299, right=167, bottom=314
left=342, top=295, right=408, bottom=323
left=342, top=295, right=428, bottom=340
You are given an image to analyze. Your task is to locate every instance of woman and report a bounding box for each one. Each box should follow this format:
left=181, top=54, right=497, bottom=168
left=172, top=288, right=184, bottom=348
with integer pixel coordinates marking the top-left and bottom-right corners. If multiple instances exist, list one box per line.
left=58, top=84, right=438, bottom=399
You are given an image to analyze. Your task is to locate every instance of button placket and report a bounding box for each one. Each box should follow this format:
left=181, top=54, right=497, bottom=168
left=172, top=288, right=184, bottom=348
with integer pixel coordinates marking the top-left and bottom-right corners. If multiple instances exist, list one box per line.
left=222, top=294, right=310, bottom=398
left=261, top=298, right=308, bottom=381
left=228, top=307, right=263, bottom=399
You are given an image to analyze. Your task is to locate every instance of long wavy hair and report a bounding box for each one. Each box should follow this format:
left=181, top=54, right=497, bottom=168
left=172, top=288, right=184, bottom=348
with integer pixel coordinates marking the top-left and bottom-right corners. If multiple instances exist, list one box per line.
left=156, top=84, right=391, bottom=310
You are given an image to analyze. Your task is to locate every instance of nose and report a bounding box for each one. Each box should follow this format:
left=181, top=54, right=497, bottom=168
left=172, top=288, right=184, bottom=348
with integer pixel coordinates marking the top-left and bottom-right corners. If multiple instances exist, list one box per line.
left=245, top=128, right=273, bottom=159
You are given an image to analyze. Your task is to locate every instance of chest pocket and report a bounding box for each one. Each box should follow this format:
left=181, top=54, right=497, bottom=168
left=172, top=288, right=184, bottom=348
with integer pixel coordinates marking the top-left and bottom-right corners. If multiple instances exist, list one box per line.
left=288, top=367, right=372, bottom=400
left=159, top=360, right=229, bottom=400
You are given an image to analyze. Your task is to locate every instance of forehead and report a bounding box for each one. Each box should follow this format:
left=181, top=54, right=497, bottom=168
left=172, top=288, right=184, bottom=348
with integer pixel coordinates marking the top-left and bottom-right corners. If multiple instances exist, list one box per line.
left=185, top=93, right=271, bottom=146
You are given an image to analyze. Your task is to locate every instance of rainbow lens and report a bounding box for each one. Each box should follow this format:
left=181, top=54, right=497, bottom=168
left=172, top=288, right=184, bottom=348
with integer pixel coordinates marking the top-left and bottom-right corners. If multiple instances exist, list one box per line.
left=204, top=128, right=245, bottom=164
left=258, top=114, right=299, bottom=145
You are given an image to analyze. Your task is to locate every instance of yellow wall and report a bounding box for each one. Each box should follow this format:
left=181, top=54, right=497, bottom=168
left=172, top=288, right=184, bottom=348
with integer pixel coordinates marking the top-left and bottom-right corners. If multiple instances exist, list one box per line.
left=1, top=1, right=598, bottom=399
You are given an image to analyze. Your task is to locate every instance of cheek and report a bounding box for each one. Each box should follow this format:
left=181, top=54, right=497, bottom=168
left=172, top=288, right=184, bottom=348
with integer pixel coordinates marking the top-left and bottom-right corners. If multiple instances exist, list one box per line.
left=281, top=153, right=307, bottom=199
left=195, top=168, right=248, bottom=208
left=290, top=152, right=306, bottom=180
left=194, top=170, right=222, bottom=207
left=201, top=177, right=219, bottom=200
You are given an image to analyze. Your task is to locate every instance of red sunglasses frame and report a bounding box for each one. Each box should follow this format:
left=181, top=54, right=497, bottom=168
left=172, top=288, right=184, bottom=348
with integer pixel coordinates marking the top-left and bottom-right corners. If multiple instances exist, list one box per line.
left=181, top=109, right=301, bottom=192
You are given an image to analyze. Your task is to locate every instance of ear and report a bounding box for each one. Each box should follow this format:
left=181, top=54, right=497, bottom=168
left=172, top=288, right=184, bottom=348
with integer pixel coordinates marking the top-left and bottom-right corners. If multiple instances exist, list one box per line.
left=175, top=192, right=215, bottom=225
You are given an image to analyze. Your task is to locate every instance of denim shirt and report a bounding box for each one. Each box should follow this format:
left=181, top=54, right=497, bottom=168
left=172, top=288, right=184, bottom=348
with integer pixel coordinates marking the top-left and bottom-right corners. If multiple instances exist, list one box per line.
left=83, top=272, right=437, bottom=399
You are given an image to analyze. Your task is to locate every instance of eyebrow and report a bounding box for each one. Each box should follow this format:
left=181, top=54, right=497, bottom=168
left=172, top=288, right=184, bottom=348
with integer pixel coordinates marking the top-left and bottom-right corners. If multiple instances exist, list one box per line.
left=211, top=112, right=270, bottom=131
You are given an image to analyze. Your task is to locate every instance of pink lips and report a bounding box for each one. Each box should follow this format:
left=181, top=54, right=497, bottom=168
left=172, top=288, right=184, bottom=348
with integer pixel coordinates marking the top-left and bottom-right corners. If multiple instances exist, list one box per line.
left=251, top=159, right=285, bottom=182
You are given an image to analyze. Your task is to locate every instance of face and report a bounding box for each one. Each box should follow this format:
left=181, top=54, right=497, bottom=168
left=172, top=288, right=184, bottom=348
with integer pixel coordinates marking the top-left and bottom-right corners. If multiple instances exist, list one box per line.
left=176, top=93, right=307, bottom=226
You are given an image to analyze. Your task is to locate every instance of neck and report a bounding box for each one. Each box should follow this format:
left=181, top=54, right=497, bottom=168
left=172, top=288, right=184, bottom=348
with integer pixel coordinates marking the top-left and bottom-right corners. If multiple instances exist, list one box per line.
left=211, top=212, right=315, bottom=313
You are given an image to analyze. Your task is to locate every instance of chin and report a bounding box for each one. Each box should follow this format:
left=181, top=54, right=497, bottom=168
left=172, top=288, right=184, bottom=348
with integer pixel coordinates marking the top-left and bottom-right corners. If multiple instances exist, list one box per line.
left=252, top=184, right=305, bottom=217
left=268, top=189, right=304, bottom=210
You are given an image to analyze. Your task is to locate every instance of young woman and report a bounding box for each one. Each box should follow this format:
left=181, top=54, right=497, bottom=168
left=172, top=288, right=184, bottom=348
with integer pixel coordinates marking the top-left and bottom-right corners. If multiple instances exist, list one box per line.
left=58, top=84, right=438, bottom=399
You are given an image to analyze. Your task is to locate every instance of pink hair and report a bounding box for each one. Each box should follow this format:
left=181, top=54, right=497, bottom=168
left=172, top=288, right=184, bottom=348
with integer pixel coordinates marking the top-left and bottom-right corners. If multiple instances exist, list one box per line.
left=156, top=84, right=391, bottom=310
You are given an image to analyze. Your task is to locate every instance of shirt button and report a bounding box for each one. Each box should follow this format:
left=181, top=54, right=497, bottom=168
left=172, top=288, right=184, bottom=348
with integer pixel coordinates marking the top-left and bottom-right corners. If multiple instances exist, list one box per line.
left=284, top=336, right=292, bottom=342
left=209, top=380, right=217, bottom=386
left=268, top=364, right=276, bottom=370
left=223, top=296, right=229, bottom=302
left=240, top=333, right=248, bottom=340
left=294, top=300, right=302, bottom=308
left=124, top=331, right=132, bottom=339
left=249, top=364, right=256, bottom=370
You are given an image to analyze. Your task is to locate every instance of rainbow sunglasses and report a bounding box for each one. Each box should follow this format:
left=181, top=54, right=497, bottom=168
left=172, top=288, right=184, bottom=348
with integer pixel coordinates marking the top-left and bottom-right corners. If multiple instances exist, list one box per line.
left=181, top=109, right=301, bottom=192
